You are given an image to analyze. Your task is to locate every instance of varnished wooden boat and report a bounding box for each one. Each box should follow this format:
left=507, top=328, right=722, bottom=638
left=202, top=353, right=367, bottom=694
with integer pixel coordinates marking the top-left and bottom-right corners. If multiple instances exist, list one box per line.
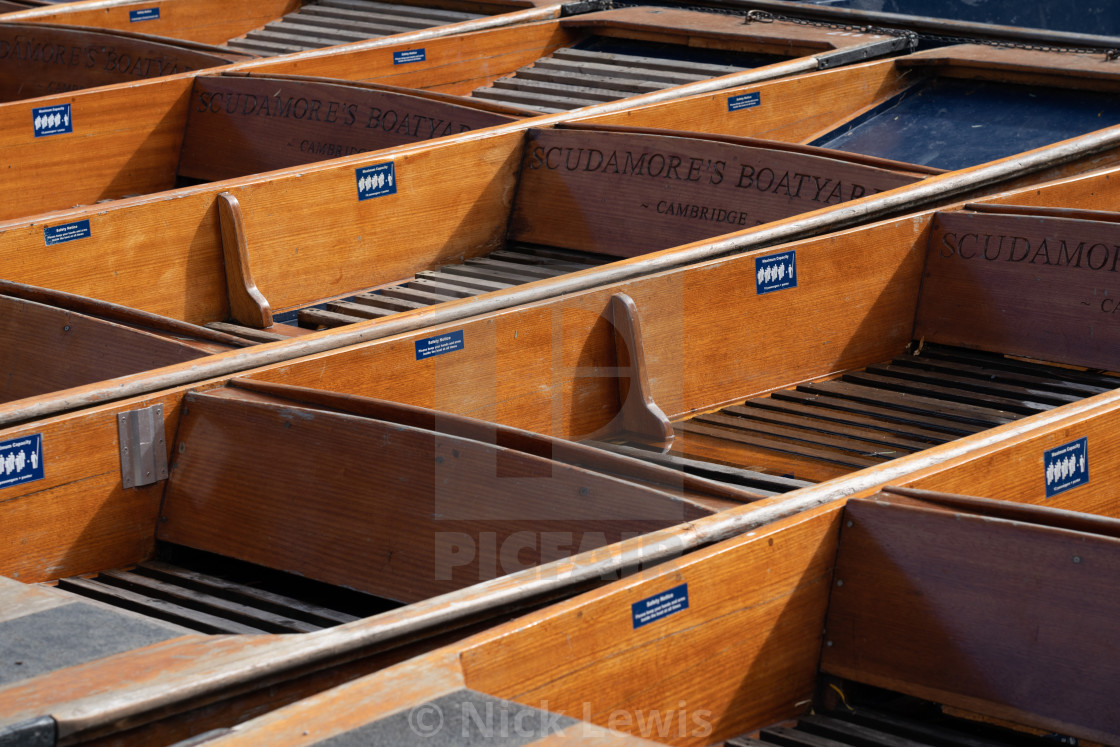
left=0, top=0, right=566, bottom=54
left=1, top=169, right=1119, bottom=741
left=181, top=478, right=1120, bottom=746
left=0, top=120, right=938, bottom=404
left=0, top=39, right=1118, bottom=403
left=0, top=6, right=908, bottom=220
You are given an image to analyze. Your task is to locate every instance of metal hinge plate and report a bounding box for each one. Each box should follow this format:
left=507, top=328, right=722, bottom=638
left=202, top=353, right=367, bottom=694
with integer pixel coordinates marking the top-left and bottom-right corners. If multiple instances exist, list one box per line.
left=118, top=404, right=169, bottom=489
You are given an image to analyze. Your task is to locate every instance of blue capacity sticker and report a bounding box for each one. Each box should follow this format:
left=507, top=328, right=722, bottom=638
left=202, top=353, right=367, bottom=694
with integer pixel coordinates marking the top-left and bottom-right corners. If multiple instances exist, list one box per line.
left=0, top=434, right=44, bottom=490
left=1044, top=437, right=1088, bottom=498
left=44, top=219, right=91, bottom=246
left=32, top=103, right=72, bottom=137
left=393, top=49, right=426, bottom=65
left=415, top=330, right=464, bottom=360
left=755, top=251, right=797, bottom=295
left=727, top=92, right=761, bottom=112
left=632, top=583, right=688, bottom=629
left=129, top=7, right=160, bottom=21
left=356, top=162, right=397, bottom=201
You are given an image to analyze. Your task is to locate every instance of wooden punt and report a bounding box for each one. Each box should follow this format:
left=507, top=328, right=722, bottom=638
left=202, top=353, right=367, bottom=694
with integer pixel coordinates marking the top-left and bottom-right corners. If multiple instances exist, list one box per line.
left=0, top=41, right=1118, bottom=378
left=0, top=0, right=565, bottom=53
left=1, top=169, right=1120, bottom=741
left=180, top=478, right=1120, bottom=746
left=0, top=6, right=909, bottom=220
left=0, top=120, right=941, bottom=403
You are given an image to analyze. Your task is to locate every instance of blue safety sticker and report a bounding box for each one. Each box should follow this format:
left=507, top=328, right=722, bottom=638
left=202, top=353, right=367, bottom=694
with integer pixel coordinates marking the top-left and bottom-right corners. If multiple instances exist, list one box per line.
left=32, top=103, right=72, bottom=138
left=129, top=7, right=160, bottom=21
left=755, top=251, right=797, bottom=295
left=0, top=434, right=44, bottom=490
left=393, top=49, right=426, bottom=65
left=632, top=583, right=689, bottom=629
left=727, top=92, right=761, bottom=112
left=1044, top=437, right=1088, bottom=498
left=415, top=330, right=464, bottom=361
left=356, top=162, right=397, bottom=201
left=44, top=219, right=91, bottom=247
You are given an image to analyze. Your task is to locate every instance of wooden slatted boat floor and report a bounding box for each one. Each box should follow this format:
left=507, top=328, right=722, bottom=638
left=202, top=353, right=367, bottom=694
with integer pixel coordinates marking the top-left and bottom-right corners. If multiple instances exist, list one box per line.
left=286, top=243, right=616, bottom=331
left=48, top=547, right=397, bottom=635
left=224, top=0, right=487, bottom=56
left=470, top=38, right=762, bottom=113
left=597, top=342, right=1120, bottom=487
left=727, top=704, right=1068, bottom=747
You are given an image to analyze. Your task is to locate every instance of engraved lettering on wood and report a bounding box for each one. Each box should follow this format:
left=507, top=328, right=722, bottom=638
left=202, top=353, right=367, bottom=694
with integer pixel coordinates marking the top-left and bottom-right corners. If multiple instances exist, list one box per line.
left=509, top=128, right=921, bottom=258
left=917, top=210, right=1120, bottom=371
left=177, top=76, right=515, bottom=181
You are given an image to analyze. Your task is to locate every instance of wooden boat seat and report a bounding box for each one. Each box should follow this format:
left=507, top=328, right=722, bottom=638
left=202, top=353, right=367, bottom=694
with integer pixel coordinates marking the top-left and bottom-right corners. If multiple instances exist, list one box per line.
left=223, top=0, right=488, bottom=57
left=148, top=379, right=764, bottom=606
left=31, top=375, right=764, bottom=634
left=598, top=204, right=1120, bottom=487
left=291, top=124, right=931, bottom=331
left=0, top=22, right=252, bottom=102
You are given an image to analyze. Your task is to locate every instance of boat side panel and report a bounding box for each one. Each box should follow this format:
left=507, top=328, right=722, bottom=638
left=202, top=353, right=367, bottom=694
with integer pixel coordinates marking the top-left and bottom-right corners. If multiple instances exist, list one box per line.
left=234, top=130, right=525, bottom=312
left=243, top=23, right=579, bottom=97
left=884, top=400, right=1120, bottom=520
left=1, top=0, right=303, bottom=47
left=459, top=503, right=843, bottom=746
left=0, top=395, right=185, bottom=583
left=0, top=74, right=194, bottom=221
left=574, top=60, right=910, bottom=146
left=0, top=189, right=228, bottom=325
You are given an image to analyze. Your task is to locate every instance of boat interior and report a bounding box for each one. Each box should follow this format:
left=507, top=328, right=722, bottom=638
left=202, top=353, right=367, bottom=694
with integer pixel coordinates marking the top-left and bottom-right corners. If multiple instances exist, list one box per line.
left=303, top=486, right=1114, bottom=747
left=0, top=122, right=933, bottom=402
left=4, top=292, right=1120, bottom=743
left=7, top=391, right=1117, bottom=745
left=582, top=43, right=1120, bottom=171
left=0, top=5, right=903, bottom=221
left=5, top=193, right=1120, bottom=606
left=0, top=0, right=552, bottom=54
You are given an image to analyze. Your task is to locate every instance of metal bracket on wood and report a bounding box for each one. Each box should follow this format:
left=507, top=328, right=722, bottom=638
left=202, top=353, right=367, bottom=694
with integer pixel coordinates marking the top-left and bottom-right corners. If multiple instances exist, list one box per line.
left=559, top=0, right=611, bottom=17
left=816, top=35, right=913, bottom=69
left=118, top=404, right=169, bottom=489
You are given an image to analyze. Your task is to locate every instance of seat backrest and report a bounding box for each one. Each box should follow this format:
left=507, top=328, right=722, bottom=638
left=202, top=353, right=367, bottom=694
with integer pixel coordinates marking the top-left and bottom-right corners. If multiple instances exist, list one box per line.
left=915, top=206, right=1120, bottom=371
left=177, top=74, right=519, bottom=182
left=822, top=491, right=1120, bottom=745
left=507, top=126, right=926, bottom=257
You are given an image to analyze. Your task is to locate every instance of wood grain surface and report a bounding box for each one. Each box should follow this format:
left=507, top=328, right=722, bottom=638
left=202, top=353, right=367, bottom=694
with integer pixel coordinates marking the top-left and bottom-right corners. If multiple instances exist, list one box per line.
left=918, top=209, right=1120, bottom=372
left=823, top=497, right=1120, bottom=745
left=0, top=23, right=245, bottom=102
